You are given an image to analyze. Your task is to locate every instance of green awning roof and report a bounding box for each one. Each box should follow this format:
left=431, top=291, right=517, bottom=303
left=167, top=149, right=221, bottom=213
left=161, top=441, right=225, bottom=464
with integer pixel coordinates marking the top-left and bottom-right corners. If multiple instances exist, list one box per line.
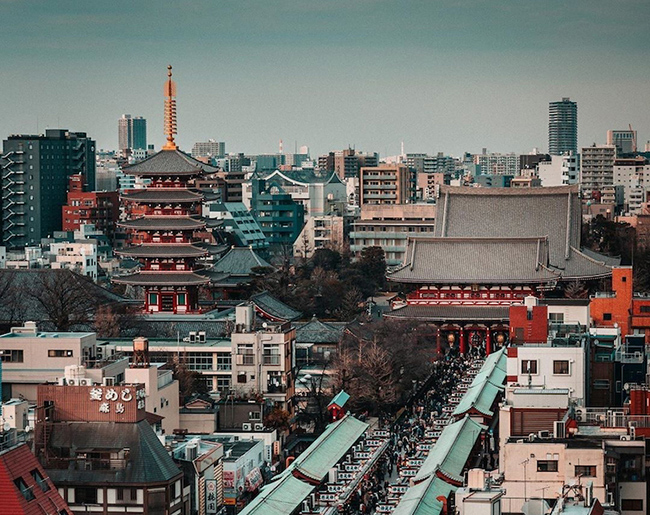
left=289, top=415, right=368, bottom=483
left=415, top=415, right=486, bottom=483
left=392, top=476, right=457, bottom=515
left=328, top=390, right=350, bottom=409
left=239, top=473, right=314, bottom=515
left=452, top=378, right=503, bottom=417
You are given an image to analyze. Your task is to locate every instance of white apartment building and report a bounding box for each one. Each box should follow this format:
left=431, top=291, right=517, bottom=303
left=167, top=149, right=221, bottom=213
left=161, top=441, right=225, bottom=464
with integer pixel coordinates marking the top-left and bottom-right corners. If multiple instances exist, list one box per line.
left=230, top=304, right=295, bottom=411
left=537, top=153, right=580, bottom=187
left=580, top=145, right=616, bottom=199
left=613, top=157, right=650, bottom=214
left=124, top=357, right=180, bottom=435
left=49, top=241, right=98, bottom=279
left=294, top=214, right=346, bottom=258
left=474, top=152, right=519, bottom=176
left=0, top=322, right=128, bottom=400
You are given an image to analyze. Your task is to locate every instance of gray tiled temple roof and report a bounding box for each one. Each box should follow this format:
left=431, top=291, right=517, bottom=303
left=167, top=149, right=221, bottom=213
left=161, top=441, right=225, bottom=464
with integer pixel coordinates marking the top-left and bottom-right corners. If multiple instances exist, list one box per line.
left=118, top=216, right=206, bottom=231
left=123, top=149, right=218, bottom=176
left=121, top=189, right=204, bottom=203
left=389, top=237, right=558, bottom=284
left=113, top=271, right=210, bottom=286
left=388, top=185, right=613, bottom=284
left=115, top=244, right=208, bottom=258
left=384, top=305, right=510, bottom=322
left=295, top=317, right=345, bottom=343
left=46, top=420, right=181, bottom=484
left=250, top=291, right=302, bottom=321
left=209, top=247, right=272, bottom=275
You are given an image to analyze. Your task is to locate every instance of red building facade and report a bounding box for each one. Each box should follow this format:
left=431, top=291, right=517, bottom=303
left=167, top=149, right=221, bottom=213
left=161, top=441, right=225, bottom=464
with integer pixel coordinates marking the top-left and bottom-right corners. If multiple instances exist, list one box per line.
left=61, top=174, right=119, bottom=237
left=113, top=67, right=218, bottom=313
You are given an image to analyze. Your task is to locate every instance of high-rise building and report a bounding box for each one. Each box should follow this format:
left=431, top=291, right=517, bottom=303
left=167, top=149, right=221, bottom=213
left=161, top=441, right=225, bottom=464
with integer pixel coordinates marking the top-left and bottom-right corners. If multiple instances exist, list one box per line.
left=117, top=114, right=147, bottom=154
left=359, top=164, right=410, bottom=205
left=1, top=129, right=96, bottom=248
left=549, top=98, right=578, bottom=155
left=191, top=139, right=225, bottom=158
left=580, top=144, right=616, bottom=200
left=607, top=129, right=637, bottom=154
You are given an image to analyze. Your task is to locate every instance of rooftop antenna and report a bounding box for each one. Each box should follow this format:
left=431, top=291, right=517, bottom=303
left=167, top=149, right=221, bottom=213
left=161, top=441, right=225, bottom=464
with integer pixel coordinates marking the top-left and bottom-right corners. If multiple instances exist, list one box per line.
left=401, top=141, right=405, bottom=157
left=162, top=65, right=178, bottom=150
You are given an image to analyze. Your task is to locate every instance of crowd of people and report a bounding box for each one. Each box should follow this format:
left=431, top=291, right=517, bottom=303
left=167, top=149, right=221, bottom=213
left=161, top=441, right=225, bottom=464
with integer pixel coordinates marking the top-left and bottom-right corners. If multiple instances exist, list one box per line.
left=340, top=352, right=475, bottom=514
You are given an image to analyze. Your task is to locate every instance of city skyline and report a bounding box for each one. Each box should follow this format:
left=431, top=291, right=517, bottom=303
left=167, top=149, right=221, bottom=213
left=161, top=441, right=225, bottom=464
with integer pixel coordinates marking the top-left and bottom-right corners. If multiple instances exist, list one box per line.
left=1, top=1, right=649, bottom=158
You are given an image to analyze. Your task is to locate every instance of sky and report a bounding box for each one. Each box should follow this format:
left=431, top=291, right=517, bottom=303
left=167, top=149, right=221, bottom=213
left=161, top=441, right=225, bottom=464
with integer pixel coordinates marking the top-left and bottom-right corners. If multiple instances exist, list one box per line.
left=1, top=0, right=649, bottom=158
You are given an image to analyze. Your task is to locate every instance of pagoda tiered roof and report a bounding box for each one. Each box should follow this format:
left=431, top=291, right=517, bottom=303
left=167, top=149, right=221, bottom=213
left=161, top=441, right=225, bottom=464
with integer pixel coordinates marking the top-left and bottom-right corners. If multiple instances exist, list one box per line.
left=118, top=216, right=206, bottom=231
left=113, top=271, right=210, bottom=286
left=120, top=189, right=204, bottom=203
left=115, top=244, right=209, bottom=258
left=122, top=148, right=218, bottom=176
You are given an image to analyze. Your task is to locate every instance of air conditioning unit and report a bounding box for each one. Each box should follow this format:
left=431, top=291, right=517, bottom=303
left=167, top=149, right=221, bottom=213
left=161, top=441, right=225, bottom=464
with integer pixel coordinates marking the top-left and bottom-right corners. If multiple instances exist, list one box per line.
left=57, top=377, right=67, bottom=386
left=254, top=423, right=264, bottom=431
left=553, top=420, right=566, bottom=439
left=302, top=500, right=310, bottom=513
left=620, top=435, right=632, bottom=441
left=242, top=423, right=252, bottom=431
left=574, top=408, right=586, bottom=422
left=198, top=331, right=206, bottom=343
left=528, top=433, right=536, bottom=442
left=189, top=331, right=197, bottom=342
left=79, top=378, right=91, bottom=386
left=103, top=377, right=115, bottom=386
left=67, top=379, right=76, bottom=386
left=538, top=430, right=550, bottom=438
left=235, top=354, right=245, bottom=365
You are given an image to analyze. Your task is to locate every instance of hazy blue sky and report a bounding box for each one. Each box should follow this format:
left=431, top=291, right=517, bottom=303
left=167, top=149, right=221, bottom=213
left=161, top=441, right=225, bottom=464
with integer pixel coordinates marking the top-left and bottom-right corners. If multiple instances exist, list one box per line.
left=1, top=0, right=649, bottom=157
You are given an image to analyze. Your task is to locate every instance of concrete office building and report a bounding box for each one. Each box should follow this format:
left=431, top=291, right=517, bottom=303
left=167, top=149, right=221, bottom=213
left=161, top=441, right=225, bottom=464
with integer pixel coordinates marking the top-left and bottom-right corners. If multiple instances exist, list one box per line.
left=549, top=98, right=578, bottom=155
left=580, top=144, right=617, bottom=200
left=1, top=129, right=96, bottom=248
left=118, top=114, right=147, bottom=154
left=607, top=129, right=637, bottom=154
left=191, top=139, right=226, bottom=159
left=359, top=164, right=411, bottom=205
left=537, top=152, right=580, bottom=187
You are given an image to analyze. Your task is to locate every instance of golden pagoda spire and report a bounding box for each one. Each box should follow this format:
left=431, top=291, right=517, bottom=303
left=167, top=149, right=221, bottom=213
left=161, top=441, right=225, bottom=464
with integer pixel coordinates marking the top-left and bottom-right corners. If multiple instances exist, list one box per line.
left=162, top=65, right=178, bottom=150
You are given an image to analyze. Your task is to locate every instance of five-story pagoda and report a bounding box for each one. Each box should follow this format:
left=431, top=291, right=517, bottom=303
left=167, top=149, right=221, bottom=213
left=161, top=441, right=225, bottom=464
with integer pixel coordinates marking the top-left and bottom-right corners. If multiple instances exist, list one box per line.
left=114, top=66, right=216, bottom=313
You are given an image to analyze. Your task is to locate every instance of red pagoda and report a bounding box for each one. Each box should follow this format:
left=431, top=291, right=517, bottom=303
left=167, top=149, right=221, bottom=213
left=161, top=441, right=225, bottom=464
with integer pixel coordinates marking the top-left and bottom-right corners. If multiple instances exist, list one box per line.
left=114, top=66, right=217, bottom=313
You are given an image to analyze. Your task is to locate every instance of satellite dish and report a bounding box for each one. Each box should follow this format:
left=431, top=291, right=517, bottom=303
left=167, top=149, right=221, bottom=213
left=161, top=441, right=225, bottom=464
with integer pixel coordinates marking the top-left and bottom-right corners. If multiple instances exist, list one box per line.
left=624, top=383, right=630, bottom=391
left=3, top=422, right=11, bottom=432
left=262, top=322, right=268, bottom=328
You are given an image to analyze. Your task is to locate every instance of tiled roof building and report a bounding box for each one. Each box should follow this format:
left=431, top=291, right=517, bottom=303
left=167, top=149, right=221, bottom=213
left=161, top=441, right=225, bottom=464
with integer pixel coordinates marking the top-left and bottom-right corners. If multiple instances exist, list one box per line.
left=0, top=443, right=72, bottom=515
left=114, top=69, right=213, bottom=314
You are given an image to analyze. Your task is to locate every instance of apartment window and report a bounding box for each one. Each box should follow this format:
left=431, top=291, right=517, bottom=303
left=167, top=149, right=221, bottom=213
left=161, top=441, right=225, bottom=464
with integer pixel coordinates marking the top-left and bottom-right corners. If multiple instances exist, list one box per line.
left=603, top=313, right=612, bottom=321
left=537, top=460, right=558, bottom=472
left=237, top=373, right=247, bottom=384
left=14, top=477, right=35, bottom=501
left=553, top=360, right=570, bottom=375
left=217, top=376, right=231, bottom=391
left=216, top=353, right=232, bottom=371
left=594, top=379, right=610, bottom=389
left=117, top=487, right=138, bottom=503
left=0, top=350, right=24, bottom=363
left=621, top=499, right=643, bottom=511
left=640, top=305, right=650, bottom=313
left=30, top=469, right=49, bottom=492
left=574, top=465, right=596, bottom=477
left=185, top=352, right=213, bottom=370
left=549, top=312, right=564, bottom=323
left=521, top=360, right=537, bottom=374
left=48, top=350, right=73, bottom=358
left=237, top=344, right=254, bottom=365
left=75, top=486, right=97, bottom=504
left=263, top=345, right=281, bottom=365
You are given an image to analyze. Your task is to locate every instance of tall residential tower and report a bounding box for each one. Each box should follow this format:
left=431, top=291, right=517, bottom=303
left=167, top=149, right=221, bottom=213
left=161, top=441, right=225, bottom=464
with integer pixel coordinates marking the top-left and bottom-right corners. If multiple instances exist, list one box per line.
left=118, top=114, right=147, bottom=154
left=548, top=98, right=577, bottom=155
